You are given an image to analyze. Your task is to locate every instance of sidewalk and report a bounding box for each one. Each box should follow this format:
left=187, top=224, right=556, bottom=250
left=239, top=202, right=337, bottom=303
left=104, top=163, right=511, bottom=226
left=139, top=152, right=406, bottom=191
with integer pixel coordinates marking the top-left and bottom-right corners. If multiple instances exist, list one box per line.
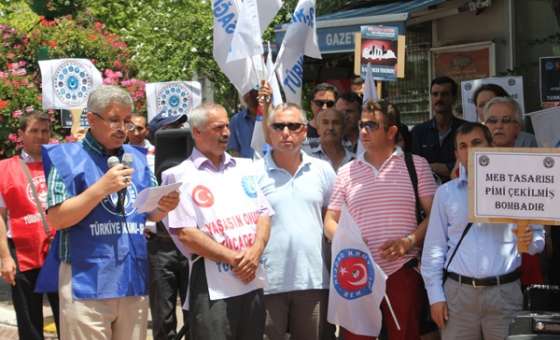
left=0, top=280, right=185, bottom=339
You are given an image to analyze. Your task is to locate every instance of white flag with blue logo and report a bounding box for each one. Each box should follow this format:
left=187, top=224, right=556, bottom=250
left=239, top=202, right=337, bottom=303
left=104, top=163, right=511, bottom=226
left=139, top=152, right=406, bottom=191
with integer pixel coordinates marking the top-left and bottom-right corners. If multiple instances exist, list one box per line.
left=275, top=0, right=321, bottom=105
left=214, top=0, right=282, bottom=95
left=226, top=0, right=283, bottom=63
left=145, top=81, right=202, bottom=122
left=328, top=206, right=387, bottom=337
left=213, top=0, right=255, bottom=95
left=250, top=44, right=281, bottom=159
left=39, top=58, right=102, bottom=110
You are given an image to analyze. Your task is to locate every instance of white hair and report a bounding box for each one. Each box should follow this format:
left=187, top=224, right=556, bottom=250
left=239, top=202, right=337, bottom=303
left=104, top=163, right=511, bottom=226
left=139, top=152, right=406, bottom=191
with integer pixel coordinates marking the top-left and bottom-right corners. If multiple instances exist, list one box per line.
left=87, top=85, right=133, bottom=114
left=483, top=96, right=523, bottom=127
left=189, top=102, right=226, bottom=129
left=267, top=103, right=308, bottom=125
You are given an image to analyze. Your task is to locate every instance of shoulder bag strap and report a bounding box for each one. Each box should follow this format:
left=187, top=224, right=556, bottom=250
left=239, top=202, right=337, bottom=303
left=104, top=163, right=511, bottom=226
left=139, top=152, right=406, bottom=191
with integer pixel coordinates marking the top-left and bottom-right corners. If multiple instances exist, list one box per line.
left=404, top=152, right=422, bottom=224
left=445, top=222, right=473, bottom=273
left=18, top=157, right=51, bottom=236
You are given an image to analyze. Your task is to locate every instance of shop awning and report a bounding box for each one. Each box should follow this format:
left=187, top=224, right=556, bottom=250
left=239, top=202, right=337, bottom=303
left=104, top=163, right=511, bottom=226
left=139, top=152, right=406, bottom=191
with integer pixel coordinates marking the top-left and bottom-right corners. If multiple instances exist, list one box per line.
left=275, top=0, right=446, bottom=54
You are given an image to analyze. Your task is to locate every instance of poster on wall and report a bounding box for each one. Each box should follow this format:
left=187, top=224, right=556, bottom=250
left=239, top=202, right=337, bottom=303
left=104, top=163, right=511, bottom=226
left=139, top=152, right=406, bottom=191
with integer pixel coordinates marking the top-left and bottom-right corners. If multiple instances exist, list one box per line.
left=540, top=56, right=560, bottom=104
left=461, top=76, right=525, bottom=122
left=431, top=41, right=495, bottom=84
left=360, top=25, right=400, bottom=81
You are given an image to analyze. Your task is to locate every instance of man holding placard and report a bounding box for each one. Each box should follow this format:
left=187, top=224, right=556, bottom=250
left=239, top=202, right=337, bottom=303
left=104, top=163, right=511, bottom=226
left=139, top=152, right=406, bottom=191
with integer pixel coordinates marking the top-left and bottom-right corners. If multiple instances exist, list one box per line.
left=421, top=122, right=544, bottom=340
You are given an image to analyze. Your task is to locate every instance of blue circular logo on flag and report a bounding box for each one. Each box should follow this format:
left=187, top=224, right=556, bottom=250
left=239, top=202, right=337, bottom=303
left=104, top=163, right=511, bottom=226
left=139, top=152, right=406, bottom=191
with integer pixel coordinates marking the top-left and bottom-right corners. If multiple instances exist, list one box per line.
left=156, top=83, right=194, bottom=119
left=53, top=61, right=94, bottom=107
left=101, top=183, right=138, bottom=216
left=333, top=248, right=375, bottom=300
left=241, top=176, right=257, bottom=198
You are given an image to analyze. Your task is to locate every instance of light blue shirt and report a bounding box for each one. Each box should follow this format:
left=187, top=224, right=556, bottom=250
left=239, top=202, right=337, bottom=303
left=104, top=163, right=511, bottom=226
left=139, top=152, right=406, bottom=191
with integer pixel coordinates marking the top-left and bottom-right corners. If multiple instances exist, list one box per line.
left=255, top=150, right=336, bottom=294
left=421, top=165, right=545, bottom=304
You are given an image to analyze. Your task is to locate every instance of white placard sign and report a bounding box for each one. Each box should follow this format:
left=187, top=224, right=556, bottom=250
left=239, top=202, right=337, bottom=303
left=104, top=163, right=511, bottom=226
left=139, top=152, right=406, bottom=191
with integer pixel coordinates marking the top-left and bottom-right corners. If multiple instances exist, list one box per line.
left=461, top=76, right=525, bottom=122
left=145, top=81, right=202, bottom=122
left=469, top=147, right=560, bottom=224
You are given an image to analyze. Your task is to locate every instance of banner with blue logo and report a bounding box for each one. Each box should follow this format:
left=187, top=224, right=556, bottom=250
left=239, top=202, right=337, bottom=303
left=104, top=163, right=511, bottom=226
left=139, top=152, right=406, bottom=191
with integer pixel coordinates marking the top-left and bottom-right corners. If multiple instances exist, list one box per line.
left=328, top=206, right=387, bottom=337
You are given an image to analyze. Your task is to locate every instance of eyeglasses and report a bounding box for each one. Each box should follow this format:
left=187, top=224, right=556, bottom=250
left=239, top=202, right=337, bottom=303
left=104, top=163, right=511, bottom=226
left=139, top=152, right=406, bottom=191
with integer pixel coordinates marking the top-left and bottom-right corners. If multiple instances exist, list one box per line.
left=313, top=100, right=335, bottom=108
left=271, top=122, right=305, bottom=132
left=485, top=116, right=516, bottom=125
left=92, top=112, right=135, bottom=131
left=358, top=120, right=381, bottom=132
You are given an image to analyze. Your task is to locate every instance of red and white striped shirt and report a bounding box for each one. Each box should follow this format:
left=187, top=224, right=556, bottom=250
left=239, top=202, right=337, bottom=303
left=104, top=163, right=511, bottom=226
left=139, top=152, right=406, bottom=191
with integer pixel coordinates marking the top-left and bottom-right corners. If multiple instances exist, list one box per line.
left=328, top=148, right=436, bottom=275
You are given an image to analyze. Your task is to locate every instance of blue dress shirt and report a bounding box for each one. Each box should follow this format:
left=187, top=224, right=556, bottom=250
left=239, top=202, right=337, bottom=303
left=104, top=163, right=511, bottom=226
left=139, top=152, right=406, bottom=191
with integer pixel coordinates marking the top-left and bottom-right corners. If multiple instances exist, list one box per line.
left=228, top=109, right=255, bottom=158
left=421, top=165, right=545, bottom=304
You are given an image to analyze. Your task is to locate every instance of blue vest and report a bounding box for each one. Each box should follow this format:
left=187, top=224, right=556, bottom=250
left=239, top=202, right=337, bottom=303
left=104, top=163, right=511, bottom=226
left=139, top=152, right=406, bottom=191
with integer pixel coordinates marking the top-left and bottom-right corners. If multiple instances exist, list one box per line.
left=36, top=142, right=151, bottom=299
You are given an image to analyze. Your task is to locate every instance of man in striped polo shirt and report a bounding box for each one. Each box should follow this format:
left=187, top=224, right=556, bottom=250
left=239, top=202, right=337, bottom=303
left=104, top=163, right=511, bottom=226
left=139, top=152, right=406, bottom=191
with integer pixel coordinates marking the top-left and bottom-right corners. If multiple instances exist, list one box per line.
left=325, top=101, right=437, bottom=340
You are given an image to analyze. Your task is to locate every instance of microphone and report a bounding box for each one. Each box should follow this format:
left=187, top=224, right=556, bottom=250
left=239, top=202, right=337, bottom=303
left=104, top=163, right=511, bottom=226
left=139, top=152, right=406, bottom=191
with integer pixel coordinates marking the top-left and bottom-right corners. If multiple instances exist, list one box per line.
left=122, top=153, right=134, bottom=168
left=107, top=156, right=120, bottom=169
left=118, top=153, right=134, bottom=214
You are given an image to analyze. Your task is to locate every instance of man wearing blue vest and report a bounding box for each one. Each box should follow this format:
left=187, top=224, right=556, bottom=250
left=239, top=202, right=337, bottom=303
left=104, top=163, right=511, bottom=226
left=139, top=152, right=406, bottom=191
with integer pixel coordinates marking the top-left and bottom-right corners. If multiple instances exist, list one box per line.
left=41, top=85, right=179, bottom=339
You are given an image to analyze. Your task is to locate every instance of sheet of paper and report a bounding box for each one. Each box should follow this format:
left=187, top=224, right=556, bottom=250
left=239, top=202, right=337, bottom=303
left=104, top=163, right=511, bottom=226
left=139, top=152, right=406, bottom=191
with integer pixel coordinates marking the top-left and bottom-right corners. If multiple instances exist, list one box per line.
left=134, top=182, right=182, bottom=213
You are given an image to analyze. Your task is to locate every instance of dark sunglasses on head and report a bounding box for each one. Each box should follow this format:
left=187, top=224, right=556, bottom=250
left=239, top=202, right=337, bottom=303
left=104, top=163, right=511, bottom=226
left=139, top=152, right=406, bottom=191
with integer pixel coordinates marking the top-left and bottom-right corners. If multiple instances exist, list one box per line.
left=358, top=120, right=381, bottom=131
left=313, top=99, right=335, bottom=108
left=271, top=122, right=305, bottom=132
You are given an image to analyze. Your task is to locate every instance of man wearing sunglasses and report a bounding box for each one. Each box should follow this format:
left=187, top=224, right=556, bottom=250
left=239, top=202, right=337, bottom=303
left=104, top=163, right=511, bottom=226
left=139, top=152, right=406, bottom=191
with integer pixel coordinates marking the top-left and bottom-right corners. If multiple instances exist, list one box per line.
left=325, top=101, right=437, bottom=340
left=255, top=103, right=337, bottom=340
left=303, top=83, right=339, bottom=154
left=39, top=85, right=179, bottom=340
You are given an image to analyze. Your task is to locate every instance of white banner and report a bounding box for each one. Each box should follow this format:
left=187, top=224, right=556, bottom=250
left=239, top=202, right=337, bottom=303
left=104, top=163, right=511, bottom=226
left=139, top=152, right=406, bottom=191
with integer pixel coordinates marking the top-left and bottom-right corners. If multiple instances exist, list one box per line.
left=461, top=76, right=525, bottom=122
left=529, top=106, right=560, bottom=147
left=39, top=58, right=102, bottom=110
left=328, top=207, right=387, bottom=337
left=145, top=81, right=202, bottom=122
left=275, top=0, right=321, bottom=105
left=227, top=0, right=282, bottom=63
left=214, top=0, right=282, bottom=95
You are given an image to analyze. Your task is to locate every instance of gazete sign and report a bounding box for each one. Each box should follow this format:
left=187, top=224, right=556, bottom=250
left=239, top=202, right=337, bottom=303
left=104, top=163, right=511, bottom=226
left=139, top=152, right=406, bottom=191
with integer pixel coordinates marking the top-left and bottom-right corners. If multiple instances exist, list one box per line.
left=469, top=148, right=560, bottom=224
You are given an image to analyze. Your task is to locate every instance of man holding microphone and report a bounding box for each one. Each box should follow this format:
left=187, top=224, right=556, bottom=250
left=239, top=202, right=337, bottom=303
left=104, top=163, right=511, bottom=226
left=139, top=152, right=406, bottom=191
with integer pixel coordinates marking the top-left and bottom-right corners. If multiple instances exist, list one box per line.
left=39, top=85, right=179, bottom=340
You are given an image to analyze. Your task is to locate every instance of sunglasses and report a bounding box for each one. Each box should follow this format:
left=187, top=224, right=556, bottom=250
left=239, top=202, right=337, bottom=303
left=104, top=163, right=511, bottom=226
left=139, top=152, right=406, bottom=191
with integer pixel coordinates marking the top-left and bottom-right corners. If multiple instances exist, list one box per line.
left=358, top=120, right=381, bottom=131
left=485, top=116, right=516, bottom=125
left=271, top=122, right=305, bottom=132
left=313, top=99, right=335, bottom=108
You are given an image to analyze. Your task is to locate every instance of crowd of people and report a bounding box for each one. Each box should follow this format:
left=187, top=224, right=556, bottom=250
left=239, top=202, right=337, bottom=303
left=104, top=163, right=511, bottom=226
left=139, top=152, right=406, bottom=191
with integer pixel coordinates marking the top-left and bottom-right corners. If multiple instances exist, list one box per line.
left=0, top=73, right=554, bottom=340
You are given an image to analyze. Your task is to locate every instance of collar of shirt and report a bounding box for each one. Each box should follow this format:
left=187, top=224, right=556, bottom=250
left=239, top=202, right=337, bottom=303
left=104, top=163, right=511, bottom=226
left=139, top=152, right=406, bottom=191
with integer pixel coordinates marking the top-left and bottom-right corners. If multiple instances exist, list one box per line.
left=191, top=147, right=235, bottom=172
left=356, top=146, right=403, bottom=174
left=458, top=163, right=468, bottom=187
left=429, top=115, right=463, bottom=131
left=311, top=144, right=354, bottom=164
left=238, top=108, right=255, bottom=122
left=20, top=149, right=38, bottom=163
left=264, top=149, right=312, bottom=174
left=82, top=131, right=124, bottom=158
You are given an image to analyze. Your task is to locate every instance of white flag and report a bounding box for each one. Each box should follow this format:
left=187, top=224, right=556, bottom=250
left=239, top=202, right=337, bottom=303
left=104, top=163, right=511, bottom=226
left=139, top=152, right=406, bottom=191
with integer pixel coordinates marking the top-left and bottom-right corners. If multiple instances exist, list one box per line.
left=213, top=0, right=256, bottom=95
left=39, top=58, right=102, bottom=110
left=227, top=0, right=283, bottom=63
left=266, top=42, right=283, bottom=107
left=328, top=206, right=387, bottom=337
left=275, top=0, right=321, bottom=105
left=362, top=63, right=378, bottom=104
left=529, top=106, right=560, bottom=147
left=145, top=81, right=202, bottom=122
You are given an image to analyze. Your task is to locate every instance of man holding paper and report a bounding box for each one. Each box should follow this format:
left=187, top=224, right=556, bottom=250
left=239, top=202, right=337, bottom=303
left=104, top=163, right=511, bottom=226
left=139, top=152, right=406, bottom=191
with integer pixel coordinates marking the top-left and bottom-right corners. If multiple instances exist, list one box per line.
left=421, top=122, right=544, bottom=340
left=40, top=85, right=179, bottom=340
left=162, top=102, right=273, bottom=340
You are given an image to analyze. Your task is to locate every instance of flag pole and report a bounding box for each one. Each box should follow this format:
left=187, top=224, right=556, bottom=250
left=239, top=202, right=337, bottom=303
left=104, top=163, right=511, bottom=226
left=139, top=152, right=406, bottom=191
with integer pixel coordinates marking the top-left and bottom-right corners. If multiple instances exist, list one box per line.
left=384, top=293, right=401, bottom=331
